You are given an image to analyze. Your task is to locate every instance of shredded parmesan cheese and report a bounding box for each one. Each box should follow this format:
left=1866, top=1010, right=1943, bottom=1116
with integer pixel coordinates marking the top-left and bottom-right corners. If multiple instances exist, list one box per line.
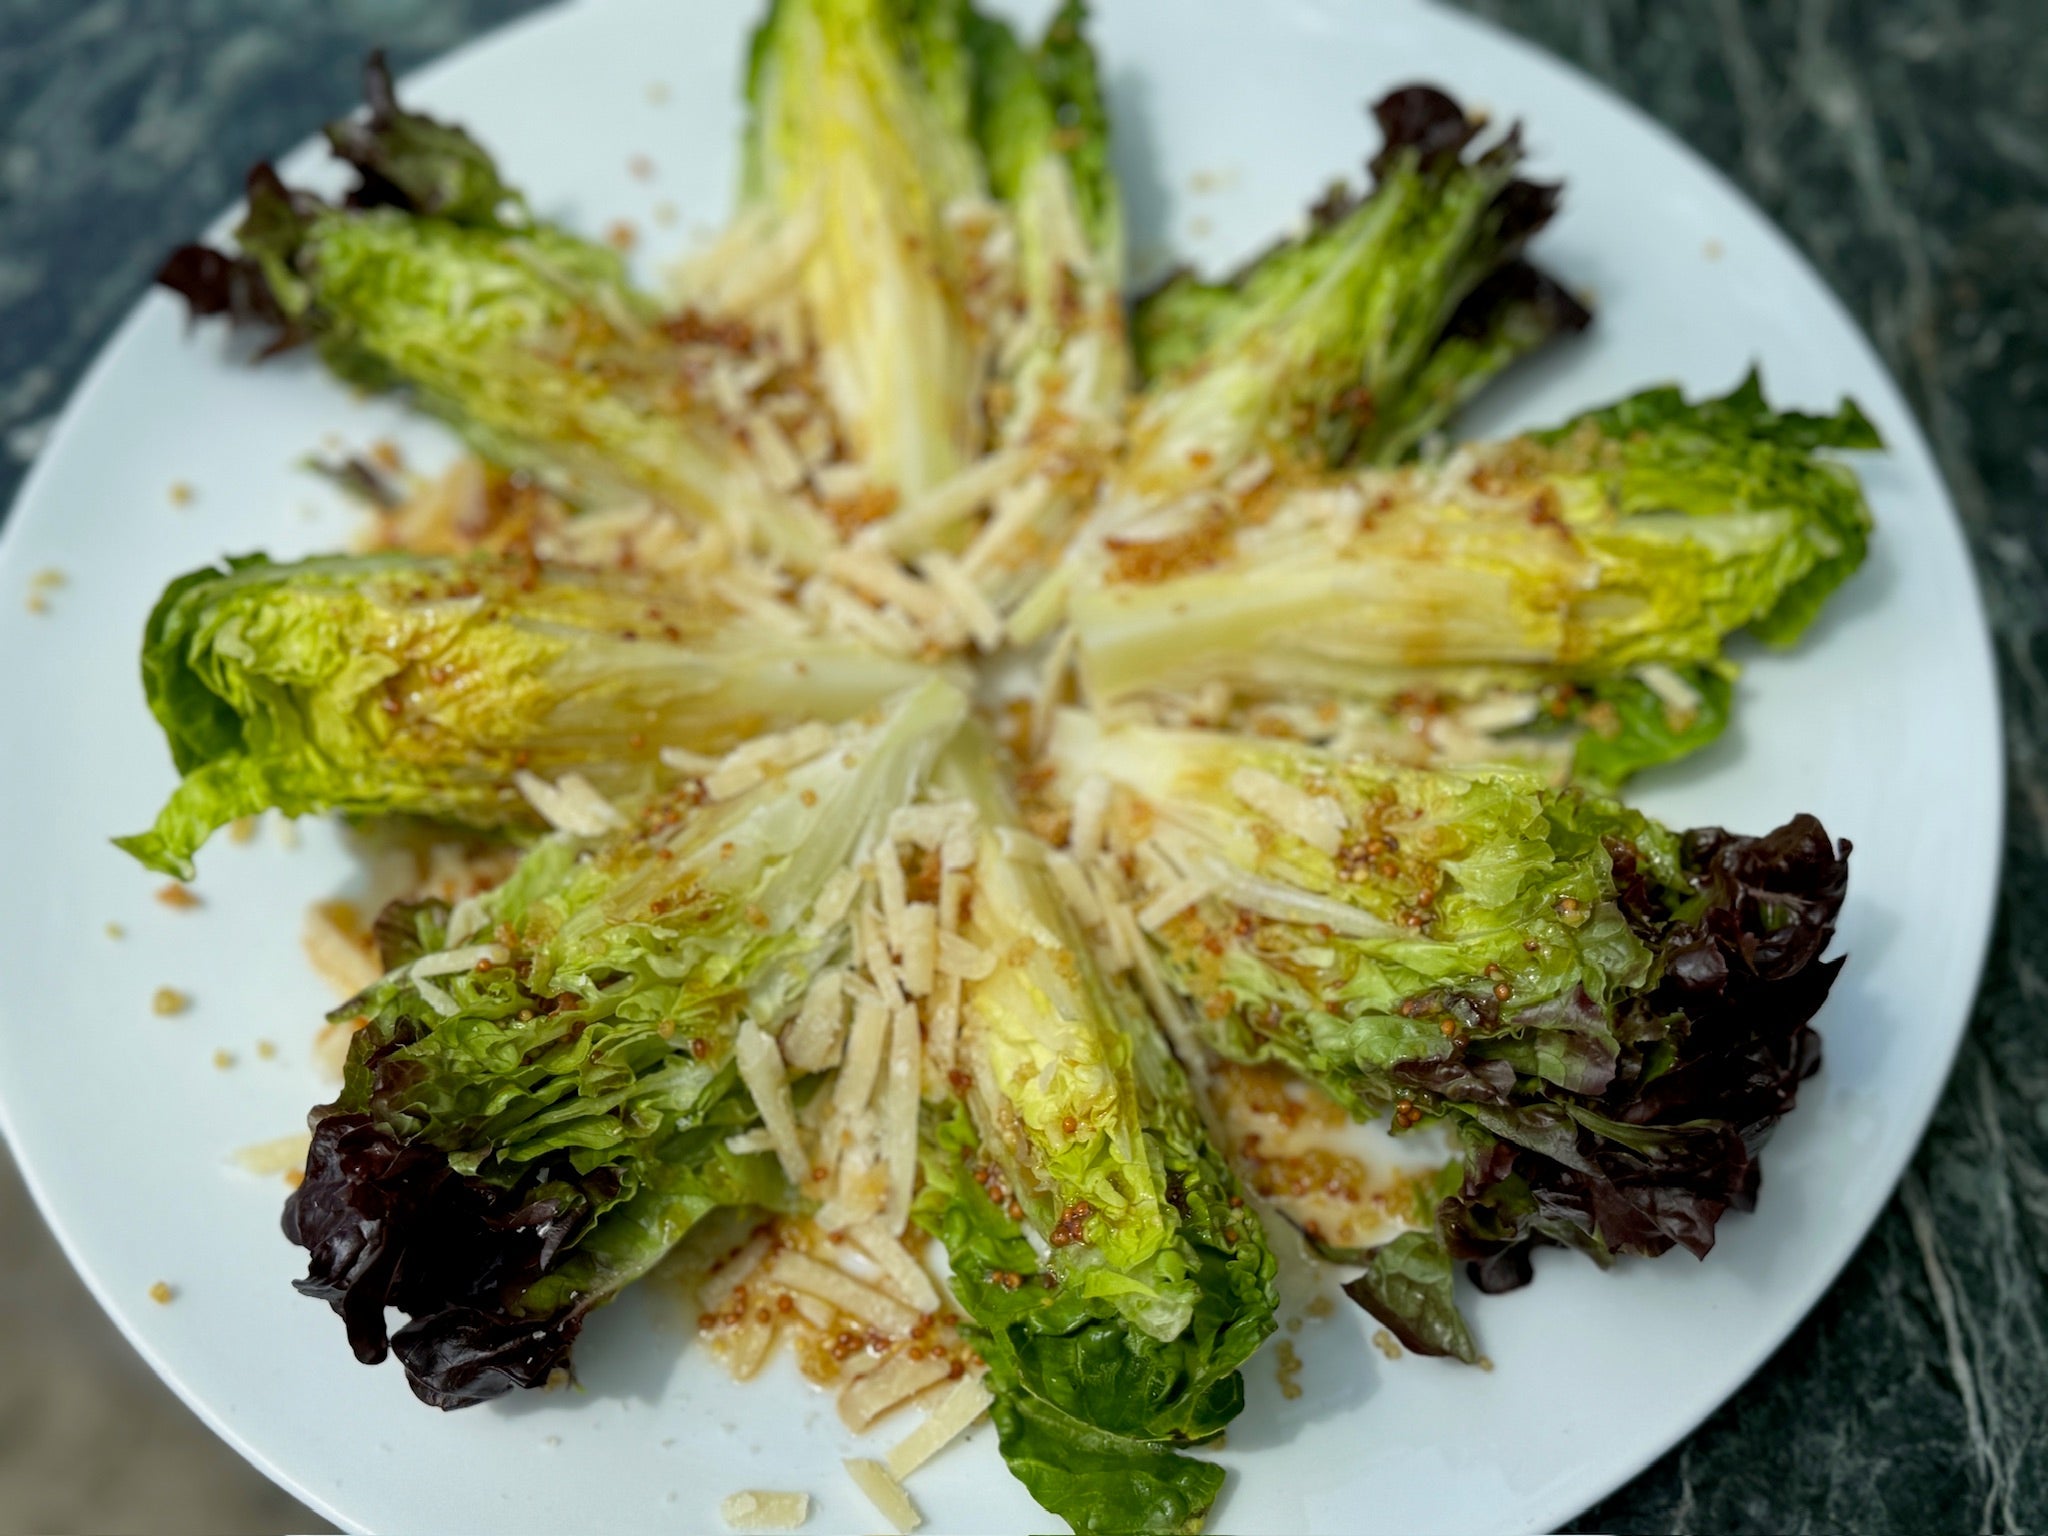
left=860, top=897, right=903, bottom=1005
left=745, top=415, right=808, bottom=494
left=704, top=760, right=767, bottom=802
left=806, top=867, right=861, bottom=937
left=658, top=744, right=722, bottom=774
left=735, top=1021, right=811, bottom=1188
left=1044, top=851, right=1103, bottom=931
left=697, top=1230, right=775, bottom=1315
left=800, top=574, right=923, bottom=657
left=788, top=1291, right=835, bottom=1331
left=1637, top=662, right=1704, bottom=722
left=830, top=541, right=956, bottom=637
left=1068, top=775, right=1111, bottom=860
left=885, top=1375, right=993, bottom=1480
left=924, top=972, right=964, bottom=1079
left=879, top=1003, right=923, bottom=1233
left=1088, top=866, right=1135, bottom=972
left=844, top=1458, right=922, bottom=1535
left=410, top=974, right=458, bottom=1017
left=960, top=473, right=1053, bottom=580
left=847, top=1221, right=942, bottom=1314
left=1228, top=767, right=1345, bottom=854
left=1107, top=892, right=1181, bottom=1033
left=884, top=446, right=1034, bottom=551
left=770, top=1254, right=918, bottom=1335
left=514, top=770, right=625, bottom=836
left=1029, top=625, right=1079, bottom=753
left=781, top=971, right=848, bottom=1073
left=875, top=842, right=909, bottom=933
left=838, top=1351, right=952, bottom=1433
left=1455, top=691, right=1544, bottom=735
left=1135, top=874, right=1216, bottom=933
left=916, top=551, right=1006, bottom=652
left=719, top=1490, right=810, bottom=1532
left=1207, top=862, right=1399, bottom=938
left=722, top=1313, right=779, bottom=1381
left=1221, top=451, right=1274, bottom=498
left=709, top=721, right=838, bottom=799
left=442, top=894, right=489, bottom=949
left=933, top=931, right=995, bottom=981
left=812, top=461, right=870, bottom=503
left=894, top=903, right=938, bottom=997
left=834, top=991, right=891, bottom=1115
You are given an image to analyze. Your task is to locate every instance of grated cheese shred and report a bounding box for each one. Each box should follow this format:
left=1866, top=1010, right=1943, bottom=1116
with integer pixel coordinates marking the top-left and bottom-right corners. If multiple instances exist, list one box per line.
left=1227, top=767, right=1345, bottom=854
left=885, top=1374, right=994, bottom=1480
left=844, top=1458, right=922, bottom=1534
left=514, top=770, right=625, bottom=836
left=735, top=1021, right=812, bottom=1189
left=719, top=1490, right=810, bottom=1532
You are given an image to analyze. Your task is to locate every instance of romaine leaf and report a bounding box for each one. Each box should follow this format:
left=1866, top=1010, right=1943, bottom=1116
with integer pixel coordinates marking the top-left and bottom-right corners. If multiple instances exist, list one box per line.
left=1569, top=666, right=1733, bottom=790
left=1535, top=369, right=1880, bottom=647
left=906, top=740, right=1275, bottom=1532
left=323, top=50, right=521, bottom=224
left=987, top=1381, right=1225, bottom=1536
left=970, top=2, right=1115, bottom=256
left=1069, top=375, right=1877, bottom=784
left=285, top=679, right=967, bottom=1407
left=965, top=0, right=1129, bottom=446
left=935, top=738, right=1277, bottom=1351
left=1341, top=1227, right=1476, bottom=1363
left=744, top=0, right=992, bottom=499
left=158, top=56, right=840, bottom=567
left=1127, top=84, right=1587, bottom=483
left=1048, top=718, right=1849, bottom=1346
left=853, top=1, right=1130, bottom=605
left=1362, top=261, right=1592, bottom=467
left=913, top=1104, right=1243, bottom=1535
left=116, top=552, right=946, bottom=877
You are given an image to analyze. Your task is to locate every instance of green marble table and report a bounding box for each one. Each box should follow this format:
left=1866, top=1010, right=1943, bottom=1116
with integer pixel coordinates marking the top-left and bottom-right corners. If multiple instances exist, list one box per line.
left=0, top=3, right=2039, bottom=1531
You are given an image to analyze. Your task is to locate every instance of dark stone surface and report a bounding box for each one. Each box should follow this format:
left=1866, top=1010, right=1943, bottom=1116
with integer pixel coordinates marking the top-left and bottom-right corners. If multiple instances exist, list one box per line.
left=1447, top=6, right=2048, bottom=1532
left=0, top=2, right=2039, bottom=1532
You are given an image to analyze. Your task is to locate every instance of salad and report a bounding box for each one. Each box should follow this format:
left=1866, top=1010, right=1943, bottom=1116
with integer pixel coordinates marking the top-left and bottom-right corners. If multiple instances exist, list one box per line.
left=129, top=3, right=1867, bottom=1532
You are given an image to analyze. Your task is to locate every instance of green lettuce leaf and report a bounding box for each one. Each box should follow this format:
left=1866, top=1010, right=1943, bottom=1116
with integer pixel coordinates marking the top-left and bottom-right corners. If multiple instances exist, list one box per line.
left=744, top=0, right=991, bottom=500
left=117, top=552, right=947, bottom=877
left=1534, top=369, right=1879, bottom=646
left=907, top=737, right=1275, bottom=1532
left=158, top=56, right=838, bottom=567
left=285, top=678, right=967, bottom=1407
left=984, top=1390, right=1224, bottom=1536
left=1569, top=666, right=1734, bottom=790
left=1363, top=261, right=1593, bottom=469
left=913, top=1104, right=1239, bottom=1536
left=937, top=739, right=1277, bottom=1346
left=1127, top=85, right=1586, bottom=483
left=1049, top=717, right=1849, bottom=1353
left=965, top=0, right=1129, bottom=447
left=1341, top=1227, right=1476, bottom=1363
left=324, top=47, right=522, bottom=224
left=1069, top=375, right=1877, bottom=783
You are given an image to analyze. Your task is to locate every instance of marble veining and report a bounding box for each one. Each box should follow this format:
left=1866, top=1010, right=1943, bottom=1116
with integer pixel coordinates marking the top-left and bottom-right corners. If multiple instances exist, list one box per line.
left=0, top=3, right=2041, bottom=1532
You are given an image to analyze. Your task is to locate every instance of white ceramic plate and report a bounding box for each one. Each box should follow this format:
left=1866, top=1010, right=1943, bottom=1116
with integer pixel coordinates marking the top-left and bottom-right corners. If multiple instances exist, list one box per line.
left=0, top=1, right=2001, bottom=1532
